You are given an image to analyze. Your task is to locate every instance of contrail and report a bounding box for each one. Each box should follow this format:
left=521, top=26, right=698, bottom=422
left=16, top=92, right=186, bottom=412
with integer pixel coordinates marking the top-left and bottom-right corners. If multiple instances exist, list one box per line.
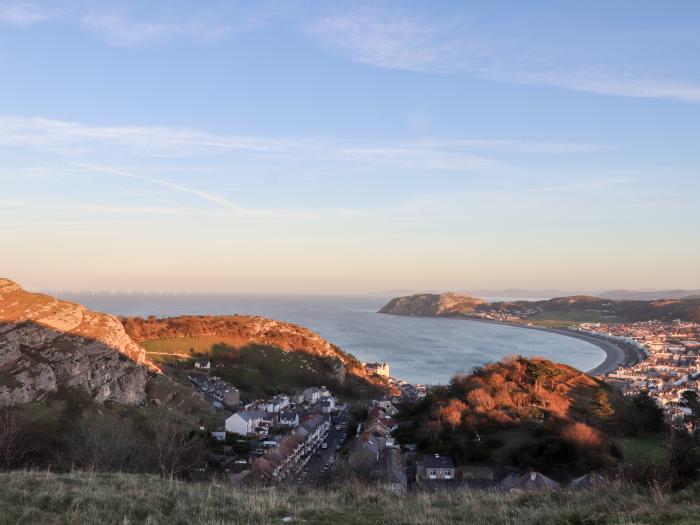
left=74, top=163, right=244, bottom=211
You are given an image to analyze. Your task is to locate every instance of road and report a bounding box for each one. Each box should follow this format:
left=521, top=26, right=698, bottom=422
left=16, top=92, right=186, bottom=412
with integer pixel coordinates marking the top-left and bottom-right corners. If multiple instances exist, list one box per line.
left=292, top=408, right=349, bottom=484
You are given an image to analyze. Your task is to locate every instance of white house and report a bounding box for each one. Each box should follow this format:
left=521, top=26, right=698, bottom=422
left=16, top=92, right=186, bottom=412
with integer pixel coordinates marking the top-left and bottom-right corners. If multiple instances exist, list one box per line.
left=277, top=410, right=300, bottom=428
left=225, top=411, right=269, bottom=435
left=303, top=387, right=321, bottom=404
left=194, top=360, right=211, bottom=370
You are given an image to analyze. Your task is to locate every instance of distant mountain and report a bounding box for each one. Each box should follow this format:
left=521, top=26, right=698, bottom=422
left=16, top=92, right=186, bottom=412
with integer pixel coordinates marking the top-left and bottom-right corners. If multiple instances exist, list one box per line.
left=378, top=293, right=486, bottom=316
left=598, top=289, right=700, bottom=301
left=379, top=292, right=700, bottom=323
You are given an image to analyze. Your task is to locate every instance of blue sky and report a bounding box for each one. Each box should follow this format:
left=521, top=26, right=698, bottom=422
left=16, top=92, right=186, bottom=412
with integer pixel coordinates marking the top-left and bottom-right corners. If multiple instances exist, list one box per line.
left=1, top=0, right=698, bottom=293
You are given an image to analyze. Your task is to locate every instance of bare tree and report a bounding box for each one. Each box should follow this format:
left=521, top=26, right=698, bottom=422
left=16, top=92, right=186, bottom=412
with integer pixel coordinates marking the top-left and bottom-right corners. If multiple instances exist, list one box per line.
left=148, top=412, right=204, bottom=480
left=0, top=407, right=30, bottom=469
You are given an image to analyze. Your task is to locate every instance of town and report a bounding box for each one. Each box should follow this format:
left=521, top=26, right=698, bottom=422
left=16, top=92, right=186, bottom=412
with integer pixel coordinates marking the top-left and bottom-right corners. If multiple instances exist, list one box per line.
left=186, top=359, right=428, bottom=486
left=577, top=320, right=700, bottom=427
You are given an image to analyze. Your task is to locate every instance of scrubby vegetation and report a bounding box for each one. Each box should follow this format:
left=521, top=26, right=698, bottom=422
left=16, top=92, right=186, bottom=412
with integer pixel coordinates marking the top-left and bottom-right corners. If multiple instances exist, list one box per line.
left=395, top=357, right=667, bottom=478
left=0, top=387, right=208, bottom=479
left=2, top=471, right=700, bottom=524
left=145, top=338, right=385, bottom=401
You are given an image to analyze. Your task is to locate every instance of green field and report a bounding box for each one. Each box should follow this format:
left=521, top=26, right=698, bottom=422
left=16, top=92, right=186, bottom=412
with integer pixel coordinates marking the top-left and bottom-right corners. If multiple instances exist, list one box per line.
left=522, top=310, right=627, bottom=328
left=2, top=471, right=700, bottom=525
left=141, top=336, right=244, bottom=362
left=621, top=435, right=669, bottom=466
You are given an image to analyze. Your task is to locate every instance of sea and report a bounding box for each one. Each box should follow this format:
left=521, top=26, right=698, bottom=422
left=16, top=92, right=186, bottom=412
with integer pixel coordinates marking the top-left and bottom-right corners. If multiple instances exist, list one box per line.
left=55, top=293, right=606, bottom=386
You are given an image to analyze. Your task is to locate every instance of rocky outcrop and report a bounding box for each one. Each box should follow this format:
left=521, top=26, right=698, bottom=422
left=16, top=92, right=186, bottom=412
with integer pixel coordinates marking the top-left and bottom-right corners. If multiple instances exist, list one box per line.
left=0, top=278, right=153, bottom=406
left=378, top=293, right=487, bottom=316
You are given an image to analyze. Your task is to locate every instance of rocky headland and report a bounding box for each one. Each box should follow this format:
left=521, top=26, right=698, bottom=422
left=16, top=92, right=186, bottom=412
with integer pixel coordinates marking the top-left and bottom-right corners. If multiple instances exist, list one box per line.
left=0, top=278, right=155, bottom=406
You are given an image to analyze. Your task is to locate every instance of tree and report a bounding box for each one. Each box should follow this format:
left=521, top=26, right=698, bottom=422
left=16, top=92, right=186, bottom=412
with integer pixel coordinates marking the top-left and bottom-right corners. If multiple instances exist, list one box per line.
left=593, top=389, right=615, bottom=420
left=148, top=413, right=204, bottom=480
left=671, top=429, right=700, bottom=487
left=440, top=399, right=466, bottom=430
left=466, top=388, right=496, bottom=412
left=632, top=391, right=665, bottom=433
left=0, top=408, right=23, bottom=469
left=681, top=390, right=700, bottom=419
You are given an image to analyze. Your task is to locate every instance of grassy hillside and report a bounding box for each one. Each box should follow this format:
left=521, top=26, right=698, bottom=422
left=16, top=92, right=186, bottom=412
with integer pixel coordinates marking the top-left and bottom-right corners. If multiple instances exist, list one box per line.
left=144, top=337, right=384, bottom=400
left=395, top=357, right=666, bottom=478
left=1, top=471, right=700, bottom=525
left=123, top=315, right=387, bottom=401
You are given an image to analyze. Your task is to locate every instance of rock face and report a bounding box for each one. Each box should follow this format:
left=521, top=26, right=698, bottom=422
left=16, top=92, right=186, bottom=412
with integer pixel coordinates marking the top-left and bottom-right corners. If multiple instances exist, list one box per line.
left=378, top=293, right=487, bottom=316
left=0, top=278, right=152, bottom=406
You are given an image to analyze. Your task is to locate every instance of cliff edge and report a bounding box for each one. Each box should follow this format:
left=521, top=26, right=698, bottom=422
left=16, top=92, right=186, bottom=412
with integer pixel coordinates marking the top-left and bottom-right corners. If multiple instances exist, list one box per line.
left=0, top=278, right=153, bottom=406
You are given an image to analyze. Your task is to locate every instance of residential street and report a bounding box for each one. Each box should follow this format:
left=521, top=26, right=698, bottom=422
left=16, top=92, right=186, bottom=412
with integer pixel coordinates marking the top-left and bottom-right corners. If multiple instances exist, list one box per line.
left=293, top=409, right=349, bottom=484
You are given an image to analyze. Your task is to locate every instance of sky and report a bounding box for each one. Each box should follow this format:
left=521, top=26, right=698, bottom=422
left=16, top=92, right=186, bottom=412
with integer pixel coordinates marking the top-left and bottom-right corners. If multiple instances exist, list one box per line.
left=1, top=0, right=699, bottom=293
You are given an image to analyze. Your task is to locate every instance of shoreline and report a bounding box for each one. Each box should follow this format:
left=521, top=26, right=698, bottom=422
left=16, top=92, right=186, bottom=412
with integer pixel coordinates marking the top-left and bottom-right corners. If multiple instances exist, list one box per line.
left=379, top=312, right=643, bottom=376
left=465, top=318, right=638, bottom=375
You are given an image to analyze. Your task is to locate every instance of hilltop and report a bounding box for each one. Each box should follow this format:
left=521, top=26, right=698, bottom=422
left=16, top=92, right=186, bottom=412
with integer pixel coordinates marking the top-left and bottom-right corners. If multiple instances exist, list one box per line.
left=121, top=315, right=387, bottom=400
left=378, top=293, right=487, bottom=316
left=395, top=356, right=666, bottom=478
left=379, top=292, right=700, bottom=324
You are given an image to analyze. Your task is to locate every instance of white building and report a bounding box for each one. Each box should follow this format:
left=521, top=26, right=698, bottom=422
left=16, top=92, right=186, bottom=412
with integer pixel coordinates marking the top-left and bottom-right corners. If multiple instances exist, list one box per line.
left=364, top=361, right=390, bottom=378
left=303, top=387, right=322, bottom=404
left=225, top=411, right=269, bottom=435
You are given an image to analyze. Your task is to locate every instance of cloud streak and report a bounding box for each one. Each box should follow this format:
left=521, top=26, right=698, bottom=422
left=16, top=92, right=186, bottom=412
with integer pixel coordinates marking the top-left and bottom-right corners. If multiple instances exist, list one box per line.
left=0, top=1, right=270, bottom=45
left=308, top=10, right=700, bottom=103
left=0, top=116, right=609, bottom=173
left=74, top=163, right=245, bottom=211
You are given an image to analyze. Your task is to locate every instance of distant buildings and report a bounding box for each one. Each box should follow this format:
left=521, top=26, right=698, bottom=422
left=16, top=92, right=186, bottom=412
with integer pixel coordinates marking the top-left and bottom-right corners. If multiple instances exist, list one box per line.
left=364, top=361, right=391, bottom=378
left=188, top=374, right=240, bottom=408
left=225, top=411, right=271, bottom=435
left=582, top=320, right=700, bottom=423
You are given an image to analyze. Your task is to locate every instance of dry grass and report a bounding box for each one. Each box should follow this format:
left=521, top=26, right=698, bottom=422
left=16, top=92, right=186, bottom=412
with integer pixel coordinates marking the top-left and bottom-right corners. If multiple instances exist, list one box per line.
left=1, top=471, right=700, bottom=524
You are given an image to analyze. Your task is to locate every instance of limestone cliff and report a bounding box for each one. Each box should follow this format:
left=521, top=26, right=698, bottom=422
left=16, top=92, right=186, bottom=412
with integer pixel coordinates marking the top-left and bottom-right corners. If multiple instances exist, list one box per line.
left=0, top=278, right=153, bottom=406
left=378, top=293, right=487, bottom=316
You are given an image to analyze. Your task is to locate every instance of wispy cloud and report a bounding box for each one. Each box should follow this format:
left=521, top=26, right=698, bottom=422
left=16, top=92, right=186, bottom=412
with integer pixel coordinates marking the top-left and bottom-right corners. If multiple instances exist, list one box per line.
left=307, top=11, right=458, bottom=72
left=0, top=1, right=270, bottom=45
left=0, top=1, right=49, bottom=26
left=80, top=8, right=265, bottom=47
left=0, top=116, right=608, bottom=173
left=74, top=163, right=244, bottom=211
left=308, top=10, right=700, bottom=103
